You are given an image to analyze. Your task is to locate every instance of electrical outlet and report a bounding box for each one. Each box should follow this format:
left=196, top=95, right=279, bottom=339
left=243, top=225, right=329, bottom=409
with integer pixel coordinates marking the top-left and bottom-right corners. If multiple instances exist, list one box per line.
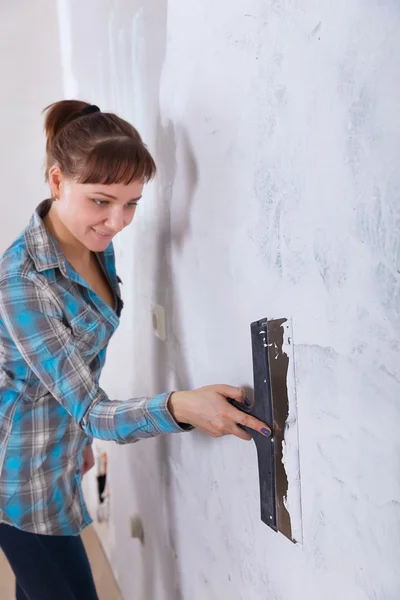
left=129, top=514, right=144, bottom=544
left=152, top=304, right=166, bottom=341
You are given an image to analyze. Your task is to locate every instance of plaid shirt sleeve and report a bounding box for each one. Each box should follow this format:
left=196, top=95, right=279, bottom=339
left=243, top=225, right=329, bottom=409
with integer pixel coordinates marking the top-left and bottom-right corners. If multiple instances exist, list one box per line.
left=0, top=273, right=187, bottom=443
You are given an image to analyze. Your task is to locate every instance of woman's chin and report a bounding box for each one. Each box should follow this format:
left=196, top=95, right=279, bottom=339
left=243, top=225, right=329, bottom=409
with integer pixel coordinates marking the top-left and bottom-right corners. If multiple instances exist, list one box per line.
left=86, top=228, right=114, bottom=250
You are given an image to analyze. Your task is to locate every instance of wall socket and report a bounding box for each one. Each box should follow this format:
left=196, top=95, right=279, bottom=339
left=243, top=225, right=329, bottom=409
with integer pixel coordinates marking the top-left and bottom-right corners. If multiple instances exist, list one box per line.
left=152, top=304, right=166, bottom=341
left=129, top=514, right=144, bottom=544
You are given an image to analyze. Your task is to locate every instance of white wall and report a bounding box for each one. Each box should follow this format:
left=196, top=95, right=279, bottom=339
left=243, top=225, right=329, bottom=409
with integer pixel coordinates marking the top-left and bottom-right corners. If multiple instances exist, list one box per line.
left=60, top=1, right=400, bottom=599
left=0, top=1, right=63, bottom=253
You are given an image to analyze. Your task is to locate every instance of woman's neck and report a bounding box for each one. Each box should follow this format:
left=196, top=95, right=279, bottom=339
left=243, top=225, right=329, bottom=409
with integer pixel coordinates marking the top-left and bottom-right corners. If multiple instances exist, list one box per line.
left=43, top=202, right=92, bottom=268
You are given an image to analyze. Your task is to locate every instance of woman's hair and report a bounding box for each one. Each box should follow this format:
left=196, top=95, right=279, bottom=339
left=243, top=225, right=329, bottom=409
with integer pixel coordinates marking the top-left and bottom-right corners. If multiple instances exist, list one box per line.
left=43, top=100, right=156, bottom=184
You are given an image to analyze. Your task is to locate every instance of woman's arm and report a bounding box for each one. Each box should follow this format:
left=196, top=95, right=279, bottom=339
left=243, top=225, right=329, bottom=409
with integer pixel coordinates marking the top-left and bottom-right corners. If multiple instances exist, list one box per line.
left=0, top=274, right=184, bottom=443
left=0, top=274, right=270, bottom=443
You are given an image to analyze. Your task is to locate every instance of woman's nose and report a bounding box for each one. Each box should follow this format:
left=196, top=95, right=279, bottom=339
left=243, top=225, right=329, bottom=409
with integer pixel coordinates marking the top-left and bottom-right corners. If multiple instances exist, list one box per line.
left=105, top=210, right=124, bottom=233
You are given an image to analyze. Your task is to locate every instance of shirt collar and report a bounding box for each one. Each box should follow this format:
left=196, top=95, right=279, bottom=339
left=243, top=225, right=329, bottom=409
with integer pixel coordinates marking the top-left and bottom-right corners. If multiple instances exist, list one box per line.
left=24, top=199, right=69, bottom=278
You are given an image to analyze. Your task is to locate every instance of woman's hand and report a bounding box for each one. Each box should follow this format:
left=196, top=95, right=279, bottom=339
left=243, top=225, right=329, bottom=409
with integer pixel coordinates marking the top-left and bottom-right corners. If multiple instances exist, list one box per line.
left=168, top=385, right=271, bottom=441
left=81, top=444, right=95, bottom=477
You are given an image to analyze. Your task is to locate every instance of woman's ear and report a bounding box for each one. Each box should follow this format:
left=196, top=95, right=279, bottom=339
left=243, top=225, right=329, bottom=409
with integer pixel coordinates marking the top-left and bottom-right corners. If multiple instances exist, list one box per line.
left=48, top=165, right=63, bottom=200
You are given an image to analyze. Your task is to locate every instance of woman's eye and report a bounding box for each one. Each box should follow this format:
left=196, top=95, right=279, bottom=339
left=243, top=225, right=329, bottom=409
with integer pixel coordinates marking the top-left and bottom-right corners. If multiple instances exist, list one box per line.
left=92, top=199, right=108, bottom=206
left=126, top=202, right=138, bottom=208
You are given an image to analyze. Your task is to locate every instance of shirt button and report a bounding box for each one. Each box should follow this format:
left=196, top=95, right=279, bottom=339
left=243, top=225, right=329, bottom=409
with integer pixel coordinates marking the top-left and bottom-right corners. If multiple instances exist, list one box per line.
left=85, top=316, right=91, bottom=324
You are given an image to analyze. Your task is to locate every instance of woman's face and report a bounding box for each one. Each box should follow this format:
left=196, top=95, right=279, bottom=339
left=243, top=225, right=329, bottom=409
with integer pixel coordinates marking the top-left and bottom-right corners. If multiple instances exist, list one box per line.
left=49, top=166, right=144, bottom=252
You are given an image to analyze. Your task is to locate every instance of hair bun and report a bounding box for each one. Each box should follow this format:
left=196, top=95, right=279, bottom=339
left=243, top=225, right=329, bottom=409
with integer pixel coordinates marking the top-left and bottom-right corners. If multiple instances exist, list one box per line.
left=78, top=105, right=101, bottom=117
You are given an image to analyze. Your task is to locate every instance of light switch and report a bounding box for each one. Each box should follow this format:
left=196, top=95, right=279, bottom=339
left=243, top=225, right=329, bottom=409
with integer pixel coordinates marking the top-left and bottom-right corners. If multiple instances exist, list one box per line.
left=129, top=514, right=144, bottom=544
left=152, top=304, right=166, bottom=341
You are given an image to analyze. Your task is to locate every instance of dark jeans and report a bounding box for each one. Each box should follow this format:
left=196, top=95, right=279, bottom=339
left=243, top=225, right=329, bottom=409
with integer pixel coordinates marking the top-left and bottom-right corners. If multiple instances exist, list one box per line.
left=0, top=523, right=99, bottom=600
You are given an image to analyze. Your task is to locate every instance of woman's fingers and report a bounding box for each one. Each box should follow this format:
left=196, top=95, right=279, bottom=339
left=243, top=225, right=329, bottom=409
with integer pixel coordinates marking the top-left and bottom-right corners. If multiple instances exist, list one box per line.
left=210, top=384, right=245, bottom=403
left=231, top=424, right=253, bottom=441
left=200, top=388, right=271, bottom=438
left=227, top=404, right=272, bottom=437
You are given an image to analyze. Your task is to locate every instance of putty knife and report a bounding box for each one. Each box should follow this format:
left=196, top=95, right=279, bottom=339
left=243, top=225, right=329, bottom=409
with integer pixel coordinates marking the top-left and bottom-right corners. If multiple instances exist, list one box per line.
left=230, top=317, right=302, bottom=544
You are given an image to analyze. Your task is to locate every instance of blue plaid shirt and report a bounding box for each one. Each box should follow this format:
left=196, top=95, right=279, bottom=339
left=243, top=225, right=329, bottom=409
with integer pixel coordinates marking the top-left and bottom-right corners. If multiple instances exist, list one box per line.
left=0, top=200, right=186, bottom=536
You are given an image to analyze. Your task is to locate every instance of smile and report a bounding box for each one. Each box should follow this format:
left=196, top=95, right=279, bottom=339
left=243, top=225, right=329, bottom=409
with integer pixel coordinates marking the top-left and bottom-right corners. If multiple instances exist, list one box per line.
left=92, top=228, right=113, bottom=238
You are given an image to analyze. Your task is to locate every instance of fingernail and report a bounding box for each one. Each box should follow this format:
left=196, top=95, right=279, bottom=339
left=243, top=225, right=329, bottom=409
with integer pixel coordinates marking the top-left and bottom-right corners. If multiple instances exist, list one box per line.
left=261, top=428, right=271, bottom=437
left=244, top=397, right=251, bottom=407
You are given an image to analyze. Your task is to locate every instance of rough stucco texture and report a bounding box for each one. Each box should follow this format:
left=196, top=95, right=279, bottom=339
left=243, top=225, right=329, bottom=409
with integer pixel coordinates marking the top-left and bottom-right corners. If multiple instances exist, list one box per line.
left=59, top=1, right=400, bottom=598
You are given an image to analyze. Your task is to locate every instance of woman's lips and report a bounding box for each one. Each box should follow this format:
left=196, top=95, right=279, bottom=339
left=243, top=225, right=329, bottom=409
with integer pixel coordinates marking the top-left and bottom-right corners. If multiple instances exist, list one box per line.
left=92, top=228, right=113, bottom=239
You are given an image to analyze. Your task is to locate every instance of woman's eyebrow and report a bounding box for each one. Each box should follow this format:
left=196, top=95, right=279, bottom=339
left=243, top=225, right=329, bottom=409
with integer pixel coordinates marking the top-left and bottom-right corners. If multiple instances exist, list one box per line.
left=93, top=191, right=142, bottom=201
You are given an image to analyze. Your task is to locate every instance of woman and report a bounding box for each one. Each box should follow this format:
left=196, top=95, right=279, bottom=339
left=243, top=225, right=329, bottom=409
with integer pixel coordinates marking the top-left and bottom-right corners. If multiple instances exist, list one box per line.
left=0, top=101, right=271, bottom=600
